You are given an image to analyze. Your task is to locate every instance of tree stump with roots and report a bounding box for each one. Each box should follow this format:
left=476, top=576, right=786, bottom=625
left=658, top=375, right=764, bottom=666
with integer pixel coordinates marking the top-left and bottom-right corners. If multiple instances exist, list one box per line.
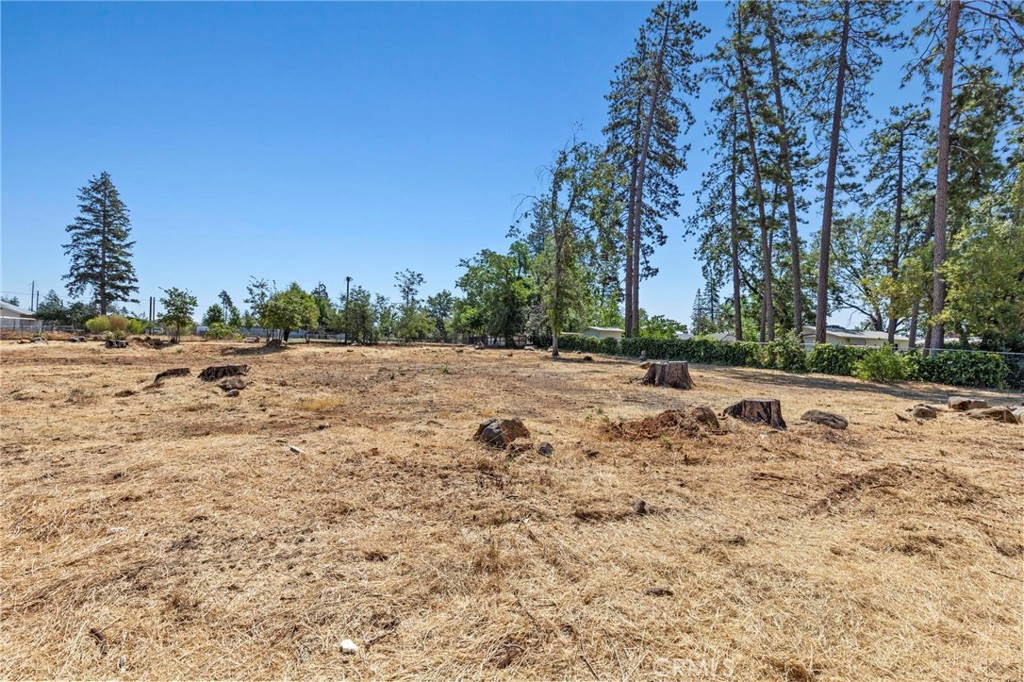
left=722, top=398, right=786, bottom=429
left=640, top=361, right=694, bottom=390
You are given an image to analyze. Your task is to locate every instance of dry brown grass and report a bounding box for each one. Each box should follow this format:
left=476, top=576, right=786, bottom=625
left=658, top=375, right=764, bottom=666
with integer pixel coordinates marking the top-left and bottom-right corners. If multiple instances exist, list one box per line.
left=1, top=340, right=1021, bottom=680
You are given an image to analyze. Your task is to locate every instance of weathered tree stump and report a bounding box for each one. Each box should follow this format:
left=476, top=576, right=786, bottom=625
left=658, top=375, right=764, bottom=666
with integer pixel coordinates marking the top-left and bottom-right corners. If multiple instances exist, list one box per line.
left=722, top=398, right=786, bottom=429
left=105, top=339, right=129, bottom=349
left=640, top=361, right=694, bottom=390
left=155, top=367, right=191, bottom=382
left=198, top=364, right=250, bottom=381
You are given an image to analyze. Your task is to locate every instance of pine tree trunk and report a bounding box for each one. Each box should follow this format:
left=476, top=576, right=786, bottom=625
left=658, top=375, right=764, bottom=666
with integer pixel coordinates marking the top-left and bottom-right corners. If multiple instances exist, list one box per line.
left=815, top=0, right=851, bottom=344
left=929, top=0, right=960, bottom=354
left=887, top=127, right=906, bottom=345
left=766, top=17, right=803, bottom=336
left=736, top=29, right=774, bottom=342
left=628, top=5, right=672, bottom=339
left=908, top=298, right=920, bottom=349
left=624, top=148, right=638, bottom=337
left=730, top=105, right=744, bottom=342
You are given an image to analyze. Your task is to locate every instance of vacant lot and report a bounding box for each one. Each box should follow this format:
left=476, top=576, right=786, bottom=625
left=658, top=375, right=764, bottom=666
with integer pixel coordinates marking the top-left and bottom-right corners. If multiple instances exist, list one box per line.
left=2, top=341, right=1021, bottom=680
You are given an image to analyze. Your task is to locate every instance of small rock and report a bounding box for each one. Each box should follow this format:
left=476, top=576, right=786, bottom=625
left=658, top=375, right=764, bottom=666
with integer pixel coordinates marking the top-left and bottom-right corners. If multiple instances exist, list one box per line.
left=219, top=376, right=248, bottom=391
left=632, top=499, right=648, bottom=515
left=317, top=423, right=331, bottom=430
left=289, top=445, right=304, bottom=454
left=584, top=449, right=600, bottom=459
left=948, top=396, right=989, bottom=411
left=340, top=639, right=359, bottom=655
left=537, top=442, right=554, bottom=457
left=523, top=345, right=535, bottom=351
left=800, top=409, right=848, bottom=430
left=507, top=352, right=514, bottom=357
left=225, top=389, right=240, bottom=398
left=911, top=404, right=938, bottom=419
left=965, top=406, right=1021, bottom=424
left=474, top=417, right=531, bottom=448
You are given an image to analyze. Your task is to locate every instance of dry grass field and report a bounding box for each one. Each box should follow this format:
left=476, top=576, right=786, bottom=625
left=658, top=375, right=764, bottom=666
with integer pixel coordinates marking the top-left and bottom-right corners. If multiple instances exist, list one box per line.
left=2, top=340, right=1022, bottom=681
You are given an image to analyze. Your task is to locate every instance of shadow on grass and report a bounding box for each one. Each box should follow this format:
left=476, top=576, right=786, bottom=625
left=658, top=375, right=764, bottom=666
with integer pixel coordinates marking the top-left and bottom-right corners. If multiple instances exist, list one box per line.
left=709, top=365, right=1016, bottom=403
left=220, top=343, right=289, bottom=357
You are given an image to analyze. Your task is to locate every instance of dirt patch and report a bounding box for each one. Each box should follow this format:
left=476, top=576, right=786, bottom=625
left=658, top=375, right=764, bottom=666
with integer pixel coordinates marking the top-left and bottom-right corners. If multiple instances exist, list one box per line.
left=602, top=407, right=720, bottom=441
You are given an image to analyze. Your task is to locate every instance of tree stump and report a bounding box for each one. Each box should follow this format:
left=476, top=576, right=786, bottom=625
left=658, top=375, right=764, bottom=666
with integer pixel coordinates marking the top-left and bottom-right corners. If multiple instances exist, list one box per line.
left=198, top=364, right=250, bottom=381
left=640, top=361, right=694, bottom=390
left=722, top=398, right=786, bottom=429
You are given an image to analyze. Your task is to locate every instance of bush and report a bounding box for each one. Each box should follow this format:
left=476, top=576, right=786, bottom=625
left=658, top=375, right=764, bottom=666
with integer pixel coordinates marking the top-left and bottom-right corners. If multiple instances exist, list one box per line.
left=85, top=316, right=111, bottom=334
left=205, top=323, right=240, bottom=340
left=127, top=319, right=148, bottom=334
left=853, top=345, right=913, bottom=383
left=807, top=344, right=868, bottom=376
left=108, top=315, right=130, bottom=332
left=763, top=333, right=807, bottom=372
left=916, top=350, right=1009, bottom=388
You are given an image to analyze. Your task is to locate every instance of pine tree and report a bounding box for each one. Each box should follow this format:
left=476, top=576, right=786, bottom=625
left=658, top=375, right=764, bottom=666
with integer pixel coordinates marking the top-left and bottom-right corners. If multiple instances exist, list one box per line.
left=605, top=0, right=708, bottom=337
left=798, top=0, right=898, bottom=343
left=62, top=171, right=139, bottom=315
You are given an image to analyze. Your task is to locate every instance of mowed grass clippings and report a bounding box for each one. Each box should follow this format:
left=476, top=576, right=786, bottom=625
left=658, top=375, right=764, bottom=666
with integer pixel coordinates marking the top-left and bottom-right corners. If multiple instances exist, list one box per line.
left=1, top=340, right=1021, bottom=681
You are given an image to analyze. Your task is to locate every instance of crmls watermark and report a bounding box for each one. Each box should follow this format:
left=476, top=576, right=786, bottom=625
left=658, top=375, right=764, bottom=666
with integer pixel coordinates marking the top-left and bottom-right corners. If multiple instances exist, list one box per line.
left=654, top=656, right=737, bottom=679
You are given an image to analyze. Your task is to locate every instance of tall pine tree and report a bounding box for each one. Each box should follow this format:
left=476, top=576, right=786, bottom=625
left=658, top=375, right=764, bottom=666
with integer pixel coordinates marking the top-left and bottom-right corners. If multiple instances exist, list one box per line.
left=62, top=172, right=139, bottom=315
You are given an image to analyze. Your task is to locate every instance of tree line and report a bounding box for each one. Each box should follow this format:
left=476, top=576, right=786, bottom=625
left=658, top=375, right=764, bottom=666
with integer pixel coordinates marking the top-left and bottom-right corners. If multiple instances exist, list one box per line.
left=50, top=1, right=1022, bottom=356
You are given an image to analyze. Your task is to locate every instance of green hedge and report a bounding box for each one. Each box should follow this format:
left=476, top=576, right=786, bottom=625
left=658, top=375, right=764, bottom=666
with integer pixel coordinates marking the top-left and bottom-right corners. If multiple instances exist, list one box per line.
left=550, top=334, right=1011, bottom=389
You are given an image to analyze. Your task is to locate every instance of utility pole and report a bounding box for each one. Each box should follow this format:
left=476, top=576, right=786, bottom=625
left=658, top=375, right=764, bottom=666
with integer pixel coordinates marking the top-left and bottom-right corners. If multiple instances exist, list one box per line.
left=29, top=281, right=35, bottom=311
left=345, top=276, right=352, bottom=343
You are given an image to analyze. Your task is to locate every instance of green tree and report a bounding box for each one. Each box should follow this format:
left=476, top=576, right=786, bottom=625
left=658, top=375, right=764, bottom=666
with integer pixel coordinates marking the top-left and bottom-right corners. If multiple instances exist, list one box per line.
left=35, top=290, right=67, bottom=323
left=644, top=313, right=686, bottom=339
left=799, top=1, right=900, bottom=343
left=374, top=294, right=397, bottom=341
left=218, top=290, right=242, bottom=327
left=310, top=282, right=336, bottom=331
left=456, top=248, right=532, bottom=347
left=605, top=0, right=708, bottom=337
left=202, top=304, right=225, bottom=326
left=426, top=289, right=455, bottom=340
left=244, top=277, right=274, bottom=328
left=159, top=287, right=197, bottom=343
left=908, top=0, right=1021, bottom=351
left=62, top=171, right=139, bottom=315
left=264, top=283, right=319, bottom=342
left=340, top=286, right=376, bottom=343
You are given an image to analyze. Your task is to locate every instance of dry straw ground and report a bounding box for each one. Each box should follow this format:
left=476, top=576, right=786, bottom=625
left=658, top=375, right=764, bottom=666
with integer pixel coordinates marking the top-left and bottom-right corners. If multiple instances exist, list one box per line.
left=1, top=340, right=1022, bottom=681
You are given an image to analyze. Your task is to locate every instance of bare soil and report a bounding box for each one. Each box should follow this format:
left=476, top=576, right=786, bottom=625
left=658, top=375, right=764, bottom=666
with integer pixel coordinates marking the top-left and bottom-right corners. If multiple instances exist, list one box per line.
left=2, top=341, right=1021, bottom=680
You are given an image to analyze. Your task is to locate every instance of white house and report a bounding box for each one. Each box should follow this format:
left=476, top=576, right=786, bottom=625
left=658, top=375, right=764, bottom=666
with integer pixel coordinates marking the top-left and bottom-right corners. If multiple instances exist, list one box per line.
left=0, top=300, right=41, bottom=332
left=800, top=325, right=910, bottom=350
left=581, top=326, right=624, bottom=341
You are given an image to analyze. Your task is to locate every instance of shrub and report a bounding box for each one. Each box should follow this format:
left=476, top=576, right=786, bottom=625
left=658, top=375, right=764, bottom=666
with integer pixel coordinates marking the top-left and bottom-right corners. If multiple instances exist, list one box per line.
left=127, top=319, right=148, bottom=334
left=807, top=344, right=867, bottom=376
left=108, top=315, right=130, bottom=332
left=85, top=316, right=111, bottom=334
left=917, top=350, right=1008, bottom=388
left=205, top=323, right=240, bottom=340
left=853, top=345, right=913, bottom=383
left=763, top=333, right=807, bottom=372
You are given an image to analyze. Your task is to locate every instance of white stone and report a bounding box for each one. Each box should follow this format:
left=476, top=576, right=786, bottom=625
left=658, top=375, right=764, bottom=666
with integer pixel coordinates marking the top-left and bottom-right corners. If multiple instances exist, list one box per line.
left=340, top=639, right=359, bottom=655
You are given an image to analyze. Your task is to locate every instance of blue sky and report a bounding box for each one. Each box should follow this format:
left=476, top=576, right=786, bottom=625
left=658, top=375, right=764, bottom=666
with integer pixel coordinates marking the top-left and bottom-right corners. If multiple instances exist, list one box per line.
left=2, top=1, right=922, bottom=325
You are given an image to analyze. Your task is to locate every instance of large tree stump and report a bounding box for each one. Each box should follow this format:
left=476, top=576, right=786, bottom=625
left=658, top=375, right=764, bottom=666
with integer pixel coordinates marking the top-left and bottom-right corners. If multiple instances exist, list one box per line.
left=722, top=398, right=786, bottom=429
left=198, top=364, right=250, bottom=381
left=640, top=361, right=694, bottom=390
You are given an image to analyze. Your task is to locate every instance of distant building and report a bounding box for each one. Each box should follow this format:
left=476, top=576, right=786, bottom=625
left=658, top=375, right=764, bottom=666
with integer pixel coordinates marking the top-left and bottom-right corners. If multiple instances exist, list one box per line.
left=703, top=331, right=737, bottom=343
left=800, top=325, right=909, bottom=350
left=581, top=326, right=624, bottom=341
left=675, top=331, right=693, bottom=341
left=0, top=300, right=41, bottom=332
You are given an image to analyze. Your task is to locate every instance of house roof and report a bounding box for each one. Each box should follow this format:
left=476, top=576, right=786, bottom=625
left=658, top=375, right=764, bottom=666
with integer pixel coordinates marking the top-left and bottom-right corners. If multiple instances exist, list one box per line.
left=801, top=325, right=907, bottom=342
left=584, top=326, right=624, bottom=333
left=0, top=300, right=37, bottom=318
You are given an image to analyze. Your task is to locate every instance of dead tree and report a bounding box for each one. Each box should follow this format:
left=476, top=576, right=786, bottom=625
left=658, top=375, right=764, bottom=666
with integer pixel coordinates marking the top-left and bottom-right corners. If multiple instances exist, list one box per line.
left=640, top=361, right=694, bottom=390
